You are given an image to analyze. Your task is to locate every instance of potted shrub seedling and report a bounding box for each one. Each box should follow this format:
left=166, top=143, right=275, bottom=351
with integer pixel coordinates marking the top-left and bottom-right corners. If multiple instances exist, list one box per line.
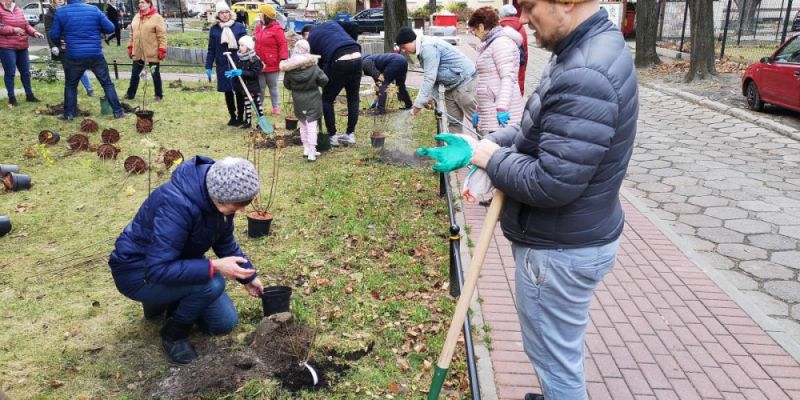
left=101, top=128, right=120, bottom=144
left=0, top=215, right=11, bottom=237
left=245, top=133, right=281, bottom=238
left=80, top=118, right=98, bottom=133
left=67, top=134, right=89, bottom=151
left=123, top=155, right=148, bottom=174
left=282, top=87, right=298, bottom=130
left=3, top=172, right=32, bottom=191
left=0, top=165, right=19, bottom=177
left=134, top=59, right=156, bottom=133
left=97, top=144, right=120, bottom=160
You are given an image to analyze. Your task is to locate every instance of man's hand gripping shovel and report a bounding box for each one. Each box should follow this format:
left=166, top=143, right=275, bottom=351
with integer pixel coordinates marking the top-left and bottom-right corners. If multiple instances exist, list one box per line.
left=417, top=133, right=504, bottom=399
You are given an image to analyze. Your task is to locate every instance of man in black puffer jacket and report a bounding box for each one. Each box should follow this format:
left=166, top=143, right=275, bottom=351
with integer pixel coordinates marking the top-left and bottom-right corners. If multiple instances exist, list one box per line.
left=470, top=1, right=638, bottom=399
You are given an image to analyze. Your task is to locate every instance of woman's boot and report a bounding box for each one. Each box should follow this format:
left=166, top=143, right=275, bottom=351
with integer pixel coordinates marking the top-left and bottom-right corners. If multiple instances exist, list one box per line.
left=160, top=318, right=197, bottom=365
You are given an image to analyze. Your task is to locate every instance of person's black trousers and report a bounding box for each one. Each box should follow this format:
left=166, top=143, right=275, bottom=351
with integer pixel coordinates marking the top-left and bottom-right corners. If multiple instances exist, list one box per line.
left=106, top=25, right=121, bottom=46
left=377, top=64, right=413, bottom=112
left=321, top=58, right=362, bottom=136
left=127, top=61, right=163, bottom=99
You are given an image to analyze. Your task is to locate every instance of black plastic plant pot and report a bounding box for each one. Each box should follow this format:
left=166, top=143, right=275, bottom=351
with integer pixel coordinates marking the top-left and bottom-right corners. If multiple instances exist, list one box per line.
left=370, top=132, right=386, bottom=148
left=0, top=215, right=11, bottom=237
left=0, top=164, right=19, bottom=177
left=317, top=134, right=331, bottom=152
left=247, top=211, right=273, bottom=238
left=285, top=116, right=298, bottom=130
left=261, top=286, right=292, bottom=317
left=135, top=110, right=155, bottom=121
left=4, top=172, right=32, bottom=191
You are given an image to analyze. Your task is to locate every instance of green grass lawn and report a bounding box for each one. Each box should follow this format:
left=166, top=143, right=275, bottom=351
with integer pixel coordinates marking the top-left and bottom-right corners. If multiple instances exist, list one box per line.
left=0, top=79, right=470, bottom=399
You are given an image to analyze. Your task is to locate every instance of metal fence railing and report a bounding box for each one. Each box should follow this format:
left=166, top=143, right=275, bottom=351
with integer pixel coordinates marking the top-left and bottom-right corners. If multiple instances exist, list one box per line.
left=655, top=0, right=798, bottom=63
left=432, top=103, right=481, bottom=400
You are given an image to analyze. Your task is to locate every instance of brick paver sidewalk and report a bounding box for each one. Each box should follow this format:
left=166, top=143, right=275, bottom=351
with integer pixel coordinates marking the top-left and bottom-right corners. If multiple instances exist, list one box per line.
left=460, top=186, right=800, bottom=399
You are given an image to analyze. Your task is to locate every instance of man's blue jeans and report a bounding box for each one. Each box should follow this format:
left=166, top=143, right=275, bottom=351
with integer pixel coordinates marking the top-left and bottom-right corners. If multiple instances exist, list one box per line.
left=513, top=238, right=620, bottom=400
left=0, top=48, right=33, bottom=98
left=128, top=273, right=239, bottom=335
left=63, top=57, right=123, bottom=118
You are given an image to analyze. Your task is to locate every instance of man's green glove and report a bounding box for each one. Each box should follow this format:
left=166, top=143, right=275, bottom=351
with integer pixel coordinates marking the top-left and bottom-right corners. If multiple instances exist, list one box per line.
left=417, top=133, right=474, bottom=173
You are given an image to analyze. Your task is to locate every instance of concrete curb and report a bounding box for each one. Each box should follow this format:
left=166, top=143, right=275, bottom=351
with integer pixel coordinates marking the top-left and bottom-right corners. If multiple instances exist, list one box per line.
left=449, top=172, right=500, bottom=400
left=640, top=81, right=800, bottom=142
left=620, top=187, right=800, bottom=364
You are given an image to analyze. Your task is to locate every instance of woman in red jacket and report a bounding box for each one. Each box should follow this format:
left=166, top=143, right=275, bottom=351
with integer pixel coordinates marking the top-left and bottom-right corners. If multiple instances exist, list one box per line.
left=0, top=0, right=44, bottom=107
left=253, top=4, right=287, bottom=115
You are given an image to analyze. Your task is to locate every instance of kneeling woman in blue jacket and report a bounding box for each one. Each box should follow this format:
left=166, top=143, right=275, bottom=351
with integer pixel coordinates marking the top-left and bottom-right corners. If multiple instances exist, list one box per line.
left=109, top=156, right=264, bottom=365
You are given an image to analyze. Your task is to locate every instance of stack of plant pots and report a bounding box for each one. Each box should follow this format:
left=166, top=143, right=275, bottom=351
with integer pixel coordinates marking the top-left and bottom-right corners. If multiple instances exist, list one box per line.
left=1, top=164, right=31, bottom=192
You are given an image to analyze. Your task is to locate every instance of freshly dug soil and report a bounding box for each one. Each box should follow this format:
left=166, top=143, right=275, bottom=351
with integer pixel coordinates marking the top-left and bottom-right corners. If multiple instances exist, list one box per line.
left=2, top=174, right=12, bottom=191
left=255, top=134, right=301, bottom=149
left=248, top=210, right=273, bottom=221
left=80, top=118, right=98, bottom=133
left=38, top=130, right=59, bottom=145
left=97, top=144, right=119, bottom=160
left=36, top=103, right=90, bottom=117
left=146, top=318, right=352, bottom=398
left=371, top=130, right=387, bottom=139
left=67, top=134, right=89, bottom=151
left=123, top=156, right=147, bottom=174
left=163, top=150, right=184, bottom=166
left=101, top=128, right=120, bottom=144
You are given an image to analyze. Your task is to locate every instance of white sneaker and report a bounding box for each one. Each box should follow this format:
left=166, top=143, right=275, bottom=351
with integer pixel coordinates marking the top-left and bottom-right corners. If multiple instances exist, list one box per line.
left=330, top=135, right=340, bottom=146
left=342, top=133, right=356, bottom=145
left=307, top=151, right=317, bottom=161
left=303, top=146, right=309, bottom=156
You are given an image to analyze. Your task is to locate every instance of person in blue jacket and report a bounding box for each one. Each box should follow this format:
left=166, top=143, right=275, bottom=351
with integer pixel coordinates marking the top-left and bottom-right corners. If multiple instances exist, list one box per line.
left=307, top=21, right=362, bottom=146
left=48, top=0, right=124, bottom=120
left=361, top=53, right=413, bottom=115
left=108, top=156, right=265, bottom=365
left=206, top=2, right=248, bottom=127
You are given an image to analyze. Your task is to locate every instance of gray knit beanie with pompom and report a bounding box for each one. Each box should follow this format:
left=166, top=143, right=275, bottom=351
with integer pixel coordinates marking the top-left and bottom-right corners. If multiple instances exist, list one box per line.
left=205, top=157, right=260, bottom=203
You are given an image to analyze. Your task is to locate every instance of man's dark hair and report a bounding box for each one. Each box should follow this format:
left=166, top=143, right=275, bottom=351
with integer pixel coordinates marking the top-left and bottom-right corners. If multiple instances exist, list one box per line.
left=301, top=24, right=313, bottom=35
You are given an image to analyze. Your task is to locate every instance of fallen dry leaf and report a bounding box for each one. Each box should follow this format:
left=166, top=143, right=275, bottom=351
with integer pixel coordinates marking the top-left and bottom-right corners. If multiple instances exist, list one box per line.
left=47, top=379, right=64, bottom=388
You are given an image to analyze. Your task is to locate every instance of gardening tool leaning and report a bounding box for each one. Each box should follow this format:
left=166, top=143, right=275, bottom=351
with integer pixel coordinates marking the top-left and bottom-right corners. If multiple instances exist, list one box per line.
left=223, top=52, right=274, bottom=134
left=416, top=133, right=502, bottom=399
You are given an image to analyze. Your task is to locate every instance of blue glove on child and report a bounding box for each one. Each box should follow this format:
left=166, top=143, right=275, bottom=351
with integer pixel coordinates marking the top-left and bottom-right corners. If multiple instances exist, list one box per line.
left=205, top=68, right=213, bottom=80
left=471, top=112, right=479, bottom=128
left=224, top=69, right=243, bottom=79
left=497, top=111, right=510, bottom=127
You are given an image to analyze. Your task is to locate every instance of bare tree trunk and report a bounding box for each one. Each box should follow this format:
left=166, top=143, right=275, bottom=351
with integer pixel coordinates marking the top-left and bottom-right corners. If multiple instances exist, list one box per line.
left=383, top=0, right=408, bottom=52
left=735, top=0, right=761, bottom=35
left=635, top=0, right=662, bottom=67
left=685, top=0, right=718, bottom=82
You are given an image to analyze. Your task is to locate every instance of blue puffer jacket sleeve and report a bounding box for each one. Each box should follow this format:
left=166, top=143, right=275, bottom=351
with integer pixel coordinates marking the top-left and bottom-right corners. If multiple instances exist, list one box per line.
left=49, top=0, right=115, bottom=59
left=144, top=201, right=211, bottom=285
left=487, top=69, right=618, bottom=208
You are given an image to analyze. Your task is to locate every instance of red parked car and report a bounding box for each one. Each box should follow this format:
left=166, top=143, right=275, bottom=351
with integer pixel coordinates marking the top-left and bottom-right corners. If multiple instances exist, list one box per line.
left=742, top=32, right=800, bottom=113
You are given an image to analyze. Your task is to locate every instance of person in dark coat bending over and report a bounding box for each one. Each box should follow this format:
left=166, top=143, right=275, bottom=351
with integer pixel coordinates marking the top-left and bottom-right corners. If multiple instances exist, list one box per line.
left=108, top=156, right=265, bottom=365
left=361, top=53, right=413, bottom=114
left=469, top=0, right=638, bottom=398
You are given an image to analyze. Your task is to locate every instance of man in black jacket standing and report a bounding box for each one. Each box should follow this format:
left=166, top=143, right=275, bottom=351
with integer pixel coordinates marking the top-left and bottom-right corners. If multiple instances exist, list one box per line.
left=470, top=0, right=638, bottom=398
left=104, top=0, right=121, bottom=46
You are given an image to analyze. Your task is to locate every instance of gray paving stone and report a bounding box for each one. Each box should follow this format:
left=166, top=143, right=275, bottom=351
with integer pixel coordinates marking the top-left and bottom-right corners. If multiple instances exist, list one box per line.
left=626, top=173, right=661, bottom=183
left=725, top=219, right=773, bottom=234
left=771, top=251, right=800, bottom=270
left=792, top=305, right=800, bottom=320
left=695, top=251, right=735, bottom=269
left=648, top=193, right=688, bottom=204
left=670, top=222, right=696, bottom=235
left=678, top=214, right=722, bottom=228
left=688, top=196, right=729, bottom=207
left=743, top=291, right=789, bottom=316
left=740, top=261, right=796, bottom=280
left=639, top=160, right=672, bottom=169
left=747, top=234, right=797, bottom=251
left=758, top=212, right=794, bottom=225
left=697, top=227, right=745, bottom=243
left=749, top=173, right=783, bottom=182
left=763, top=196, right=800, bottom=208
left=674, top=185, right=713, bottom=197
left=765, top=181, right=800, bottom=191
left=663, top=203, right=702, bottom=215
left=637, top=182, right=674, bottom=193
left=631, top=153, right=659, bottom=161
left=704, top=207, right=749, bottom=220
left=672, top=163, right=711, bottom=172
left=779, top=226, right=800, bottom=240
left=764, top=281, right=800, bottom=303
left=650, top=168, right=682, bottom=177
left=718, top=270, right=760, bottom=290
left=738, top=201, right=782, bottom=212
left=743, top=185, right=784, bottom=197
left=653, top=209, right=677, bottom=221
left=681, top=235, right=717, bottom=251
left=717, top=243, right=768, bottom=260
left=705, top=181, right=743, bottom=191
left=662, top=176, right=699, bottom=187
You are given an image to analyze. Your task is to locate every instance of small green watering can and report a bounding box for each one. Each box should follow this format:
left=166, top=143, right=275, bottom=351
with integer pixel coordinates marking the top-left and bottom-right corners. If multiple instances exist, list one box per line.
left=99, top=97, right=112, bottom=115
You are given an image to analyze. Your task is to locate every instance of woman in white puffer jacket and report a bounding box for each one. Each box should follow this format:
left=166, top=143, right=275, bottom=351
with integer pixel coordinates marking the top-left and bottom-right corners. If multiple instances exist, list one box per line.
left=468, top=7, right=524, bottom=134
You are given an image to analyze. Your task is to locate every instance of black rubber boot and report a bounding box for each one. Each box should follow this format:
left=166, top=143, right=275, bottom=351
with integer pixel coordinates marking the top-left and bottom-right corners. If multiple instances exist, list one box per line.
left=160, top=319, right=197, bottom=365
left=143, top=303, right=168, bottom=320
left=26, top=94, right=40, bottom=102
left=524, top=394, right=544, bottom=400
